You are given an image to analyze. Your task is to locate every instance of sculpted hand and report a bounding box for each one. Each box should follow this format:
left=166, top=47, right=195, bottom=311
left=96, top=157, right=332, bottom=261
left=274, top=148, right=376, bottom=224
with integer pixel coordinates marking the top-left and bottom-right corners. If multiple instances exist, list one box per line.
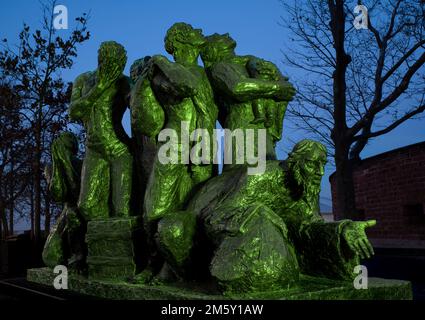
left=342, top=220, right=376, bottom=259
left=147, top=55, right=172, bottom=79
left=98, top=62, right=122, bottom=89
left=277, top=80, right=296, bottom=101
left=150, top=55, right=168, bottom=64
left=143, top=57, right=157, bottom=80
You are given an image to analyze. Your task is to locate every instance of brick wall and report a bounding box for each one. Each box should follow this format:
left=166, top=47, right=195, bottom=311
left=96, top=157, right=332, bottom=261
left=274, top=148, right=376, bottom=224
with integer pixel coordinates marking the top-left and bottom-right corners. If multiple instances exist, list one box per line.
left=330, top=142, right=425, bottom=242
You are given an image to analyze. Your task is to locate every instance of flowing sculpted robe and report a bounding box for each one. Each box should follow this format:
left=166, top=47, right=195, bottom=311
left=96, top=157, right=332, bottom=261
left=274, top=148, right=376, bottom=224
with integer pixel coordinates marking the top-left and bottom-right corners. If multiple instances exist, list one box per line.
left=158, top=160, right=359, bottom=293
left=132, top=55, right=218, bottom=222
left=69, top=71, right=132, bottom=220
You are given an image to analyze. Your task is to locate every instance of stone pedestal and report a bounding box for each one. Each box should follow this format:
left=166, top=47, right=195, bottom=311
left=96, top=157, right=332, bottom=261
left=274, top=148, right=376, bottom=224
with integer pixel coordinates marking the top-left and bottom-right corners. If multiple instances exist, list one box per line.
left=27, top=267, right=413, bottom=300
left=86, top=217, right=143, bottom=280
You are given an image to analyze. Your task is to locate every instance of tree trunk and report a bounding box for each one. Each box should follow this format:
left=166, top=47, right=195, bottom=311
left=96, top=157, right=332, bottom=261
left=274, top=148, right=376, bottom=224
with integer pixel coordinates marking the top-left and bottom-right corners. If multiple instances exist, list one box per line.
left=8, top=207, right=13, bottom=236
left=30, top=180, right=34, bottom=239
left=34, top=109, right=42, bottom=244
left=0, top=203, right=9, bottom=239
left=44, top=192, right=50, bottom=233
left=9, top=159, right=14, bottom=235
left=328, top=0, right=357, bottom=220
left=333, top=142, right=359, bottom=219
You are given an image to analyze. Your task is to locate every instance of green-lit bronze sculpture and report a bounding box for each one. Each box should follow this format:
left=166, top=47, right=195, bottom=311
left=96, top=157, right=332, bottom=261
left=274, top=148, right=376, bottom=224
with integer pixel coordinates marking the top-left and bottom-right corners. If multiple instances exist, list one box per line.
left=32, top=24, right=401, bottom=300
left=69, top=41, right=133, bottom=221
left=129, top=56, right=157, bottom=201
left=42, top=132, right=86, bottom=271
left=200, top=33, right=295, bottom=162
left=130, top=23, right=219, bottom=282
left=152, top=140, right=375, bottom=293
left=137, top=23, right=219, bottom=222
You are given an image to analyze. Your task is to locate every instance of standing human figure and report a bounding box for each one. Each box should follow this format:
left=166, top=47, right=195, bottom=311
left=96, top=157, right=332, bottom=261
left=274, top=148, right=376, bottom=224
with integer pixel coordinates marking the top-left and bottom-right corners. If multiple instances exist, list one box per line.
left=43, top=132, right=86, bottom=272
left=200, top=33, right=295, bottom=166
left=138, top=23, right=218, bottom=223
left=69, top=41, right=132, bottom=220
left=130, top=23, right=219, bottom=281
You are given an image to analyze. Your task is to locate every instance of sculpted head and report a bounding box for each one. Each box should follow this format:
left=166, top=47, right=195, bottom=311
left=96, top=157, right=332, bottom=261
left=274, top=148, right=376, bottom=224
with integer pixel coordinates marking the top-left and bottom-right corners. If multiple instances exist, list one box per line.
left=130, top=56, right=151, bottom=83
left=97, top=41, right=127, bottom=78
left=164, top=22, right=205, bottom=65
left=247, top=58, right=281, bottom=81
left=286, top=140, right=327, bottom=199
left=200, top=33, right=237, bottom=68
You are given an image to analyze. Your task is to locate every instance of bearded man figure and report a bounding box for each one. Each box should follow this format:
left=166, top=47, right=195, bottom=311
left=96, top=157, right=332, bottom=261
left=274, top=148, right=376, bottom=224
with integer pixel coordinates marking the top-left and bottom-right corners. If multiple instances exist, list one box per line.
left=271, top=140, right=376, bottom=280
left=157, top=139, right=375, bottom=294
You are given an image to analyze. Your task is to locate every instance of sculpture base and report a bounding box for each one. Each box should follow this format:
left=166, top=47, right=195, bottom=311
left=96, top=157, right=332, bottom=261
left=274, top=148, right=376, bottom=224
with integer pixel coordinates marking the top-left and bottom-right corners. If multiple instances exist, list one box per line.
left=27, top=267, right=412, bottom=300
left=86, top=217, right=143, bottom=280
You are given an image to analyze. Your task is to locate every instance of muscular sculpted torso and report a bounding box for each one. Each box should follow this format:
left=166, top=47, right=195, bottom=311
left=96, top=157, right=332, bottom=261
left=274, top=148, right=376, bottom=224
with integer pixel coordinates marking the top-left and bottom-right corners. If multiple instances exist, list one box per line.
left=149, top=55, right=217, bottom=139
left=70, top=71, right=131, bottom=157
left=138, top=54, right=219, bottom=222
left=68, top=41, right=132, bottom=220
left=202, top=51, right=295, bottom=161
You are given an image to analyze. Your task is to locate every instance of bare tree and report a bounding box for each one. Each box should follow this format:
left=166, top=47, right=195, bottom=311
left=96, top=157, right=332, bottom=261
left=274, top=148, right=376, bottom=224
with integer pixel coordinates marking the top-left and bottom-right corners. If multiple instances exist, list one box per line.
left=0, top=0, right=89, bottom=242
left=0, top=79, right=31, bottom=238
left=281, top=0, right=425, bottom=218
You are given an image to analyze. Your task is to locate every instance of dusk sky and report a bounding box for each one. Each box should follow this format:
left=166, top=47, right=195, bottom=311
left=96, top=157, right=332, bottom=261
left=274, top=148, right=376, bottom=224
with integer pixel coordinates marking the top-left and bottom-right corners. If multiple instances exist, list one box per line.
left=1, top=0, right=424, bottom=225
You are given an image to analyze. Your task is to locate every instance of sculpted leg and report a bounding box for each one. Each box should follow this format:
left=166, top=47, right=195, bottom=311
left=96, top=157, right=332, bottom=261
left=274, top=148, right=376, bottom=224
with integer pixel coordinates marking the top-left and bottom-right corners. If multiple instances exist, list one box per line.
left=66, top=206, right=87, bottom=271
left=205, top=204, right=299, bottom=294
left=139, top=161, right=193, bottom=282
left=144, top=160, right=193, bottom=222
left=156, top=210, right=197, bottom=273
left=42, top=208, right=67, bottom=268
left=111, top=151, right=133, bottom=217
left=78, top=149, right=110, bottom=220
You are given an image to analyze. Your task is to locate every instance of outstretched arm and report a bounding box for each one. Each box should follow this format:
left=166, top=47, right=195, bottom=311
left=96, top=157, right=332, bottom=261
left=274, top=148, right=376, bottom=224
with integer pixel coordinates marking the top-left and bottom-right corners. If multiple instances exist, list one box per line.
left=130, top=75, right=165, bottom=138
left=68, top=72, right=103, bottom=121
left=342, top=220, right=376, bottom=259
left=210, top=62, right=295, bottom=102
left=288, top=200, right=376, bottom=280
left=149, top=55, right=199, bottom=98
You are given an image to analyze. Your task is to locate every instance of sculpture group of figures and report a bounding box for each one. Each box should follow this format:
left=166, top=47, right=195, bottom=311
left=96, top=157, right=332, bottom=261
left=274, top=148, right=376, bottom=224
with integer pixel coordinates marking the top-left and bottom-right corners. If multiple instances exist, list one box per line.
left=42, top=23, right=376, bottom=295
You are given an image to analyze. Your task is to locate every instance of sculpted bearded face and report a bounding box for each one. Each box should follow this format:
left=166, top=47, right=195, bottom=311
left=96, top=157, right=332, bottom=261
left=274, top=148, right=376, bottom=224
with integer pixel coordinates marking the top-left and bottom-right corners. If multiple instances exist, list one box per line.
left=287, top=140, right=327, bottom=201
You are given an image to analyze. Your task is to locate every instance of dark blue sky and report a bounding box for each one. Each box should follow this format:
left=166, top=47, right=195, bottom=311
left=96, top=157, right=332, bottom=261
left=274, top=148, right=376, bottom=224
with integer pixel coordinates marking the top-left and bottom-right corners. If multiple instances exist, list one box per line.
left=1, top=0, right=424, bottom=220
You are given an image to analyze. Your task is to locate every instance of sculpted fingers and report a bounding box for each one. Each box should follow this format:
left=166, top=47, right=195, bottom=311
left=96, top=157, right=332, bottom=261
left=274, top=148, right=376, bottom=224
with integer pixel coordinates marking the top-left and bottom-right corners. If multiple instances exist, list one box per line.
left=357, top=239, right=371, bottom=259
left=362, top=238, right=375, bottom=257
left=347, top=239, right=362, bottom=258
left=354, top=241, right=366, bottom=259
left=363, top=219, right=377, bottom=229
